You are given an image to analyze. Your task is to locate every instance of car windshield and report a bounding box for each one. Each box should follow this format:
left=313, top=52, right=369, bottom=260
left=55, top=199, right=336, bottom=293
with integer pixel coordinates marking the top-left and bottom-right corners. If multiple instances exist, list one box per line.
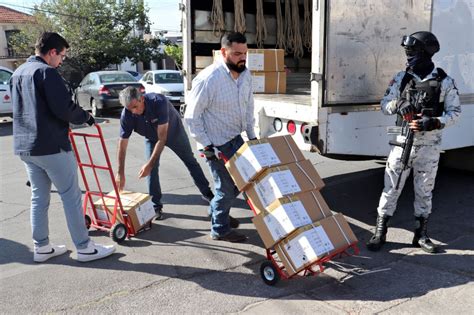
left=154, top=73, right=182, bottom=84
left=99, top=73, right=136, bottom=83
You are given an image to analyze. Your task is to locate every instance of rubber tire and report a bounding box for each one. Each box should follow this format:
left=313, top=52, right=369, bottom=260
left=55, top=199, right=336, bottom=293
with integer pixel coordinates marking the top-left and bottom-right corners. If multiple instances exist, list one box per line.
left=91, top=99, right=102, bottom=117
left=110, top=223, right=127, bottom=243
left=84, top=215, right=91, bottom=230
left=260, top=260, right=280, bottom=286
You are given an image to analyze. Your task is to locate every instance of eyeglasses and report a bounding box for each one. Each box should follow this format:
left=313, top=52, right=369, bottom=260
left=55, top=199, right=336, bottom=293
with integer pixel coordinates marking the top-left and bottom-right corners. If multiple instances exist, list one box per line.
left=55, top=50, right=67, bottom=61
left=401, top=35, right=419, bottom=47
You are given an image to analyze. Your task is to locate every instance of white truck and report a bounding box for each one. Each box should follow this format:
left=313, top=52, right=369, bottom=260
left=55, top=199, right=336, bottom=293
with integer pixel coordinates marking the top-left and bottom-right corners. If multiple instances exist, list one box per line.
left=180, top=0, right=473, bottom=161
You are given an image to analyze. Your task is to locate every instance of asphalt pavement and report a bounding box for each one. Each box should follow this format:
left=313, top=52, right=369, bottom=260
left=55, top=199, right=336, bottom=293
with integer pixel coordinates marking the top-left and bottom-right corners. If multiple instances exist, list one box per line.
left=0, top=114, right=472, bottom=314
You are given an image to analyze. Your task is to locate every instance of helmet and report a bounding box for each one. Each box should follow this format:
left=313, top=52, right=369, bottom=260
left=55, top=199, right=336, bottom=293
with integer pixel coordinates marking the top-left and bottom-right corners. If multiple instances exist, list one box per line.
left=401, top=31, right=440, bottom=56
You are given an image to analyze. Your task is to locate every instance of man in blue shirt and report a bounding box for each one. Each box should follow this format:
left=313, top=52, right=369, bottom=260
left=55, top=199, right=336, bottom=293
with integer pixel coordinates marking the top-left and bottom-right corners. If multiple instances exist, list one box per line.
left=117, top=87, right=213, bottom=219
left=11, top=32, right=116, bottom=263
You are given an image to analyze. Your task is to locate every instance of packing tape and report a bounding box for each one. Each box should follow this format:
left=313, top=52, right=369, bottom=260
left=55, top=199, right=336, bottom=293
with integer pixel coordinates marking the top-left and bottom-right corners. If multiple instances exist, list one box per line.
left=332, top=215, right=351, bottom=245
left=277, top=72, right=280, bottom=93
left=283, top=135, right=298, bottom=161
left=296, top=162, right=317, bottom=188
left=275, top=49, right=278, bottom=71
left=310, top=191, right=328, bottom=218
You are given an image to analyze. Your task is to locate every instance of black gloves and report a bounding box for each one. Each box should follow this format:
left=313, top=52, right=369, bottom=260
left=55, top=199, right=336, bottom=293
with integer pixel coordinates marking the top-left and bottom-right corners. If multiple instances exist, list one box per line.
left=397, top=99, right=416, bottom=119
left=201, top=145, right=217, bottom=161
left=416, top=116, right=440, bottom=131
left=86, top=114, right=95, bottom=126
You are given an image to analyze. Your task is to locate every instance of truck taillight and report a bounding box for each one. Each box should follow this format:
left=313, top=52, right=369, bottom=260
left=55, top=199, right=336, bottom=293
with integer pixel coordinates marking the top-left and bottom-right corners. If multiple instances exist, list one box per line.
left=98, top=85, right=111, bottom=96
left=287, top=120, right=296, bottom=135
left=139, top=85, right=145, bottom=93
left=300, top=122, right=308, bottom=134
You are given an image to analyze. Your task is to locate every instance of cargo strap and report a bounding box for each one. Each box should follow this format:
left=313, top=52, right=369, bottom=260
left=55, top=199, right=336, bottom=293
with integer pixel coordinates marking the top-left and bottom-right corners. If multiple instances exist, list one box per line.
left=310, top=191, right=328, bottom=218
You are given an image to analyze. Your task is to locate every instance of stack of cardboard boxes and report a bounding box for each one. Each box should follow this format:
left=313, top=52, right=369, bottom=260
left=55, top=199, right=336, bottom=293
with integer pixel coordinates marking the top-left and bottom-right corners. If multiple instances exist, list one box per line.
left=225, top=135, right=358, bottom=276
left=213, top=48, right=286, bottom=94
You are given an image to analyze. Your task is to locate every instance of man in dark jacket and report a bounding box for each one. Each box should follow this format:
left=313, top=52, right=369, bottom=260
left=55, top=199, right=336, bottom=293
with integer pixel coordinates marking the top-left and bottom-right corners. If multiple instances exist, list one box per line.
left=11, top=32, right=115, bottom=263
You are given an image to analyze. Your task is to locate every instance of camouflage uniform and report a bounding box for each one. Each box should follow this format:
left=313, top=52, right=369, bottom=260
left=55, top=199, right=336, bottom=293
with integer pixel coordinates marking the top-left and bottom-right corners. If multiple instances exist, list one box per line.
left=377, top=68, right=461, bottom=218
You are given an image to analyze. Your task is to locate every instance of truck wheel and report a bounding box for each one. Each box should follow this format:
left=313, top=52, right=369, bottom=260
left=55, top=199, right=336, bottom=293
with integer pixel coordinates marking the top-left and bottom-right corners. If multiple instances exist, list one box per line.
left=91, top=99, right=102, bottom=117
left=84, top=215, right=91, bottom=230
left=110, top=223, right=127, bottom=243
left=260, top=260, right=280, bottom=286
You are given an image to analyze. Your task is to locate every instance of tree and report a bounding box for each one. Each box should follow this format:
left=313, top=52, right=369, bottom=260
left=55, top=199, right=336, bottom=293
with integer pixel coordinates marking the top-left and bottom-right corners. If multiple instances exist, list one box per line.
left=164, top=44, right=183, bottom=70
left=10, top=0, right=164, bottom=84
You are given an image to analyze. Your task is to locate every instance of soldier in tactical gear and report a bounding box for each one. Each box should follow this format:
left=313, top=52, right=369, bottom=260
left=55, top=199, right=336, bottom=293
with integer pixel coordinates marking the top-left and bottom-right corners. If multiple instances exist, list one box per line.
left=366, top=31, right=461, bottom=253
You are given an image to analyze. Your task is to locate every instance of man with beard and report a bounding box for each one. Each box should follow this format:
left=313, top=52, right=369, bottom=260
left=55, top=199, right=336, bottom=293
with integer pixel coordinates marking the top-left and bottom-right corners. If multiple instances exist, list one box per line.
left=184, top=32, right=256, bottom=243
left=366, top=31, right=461, bottom=253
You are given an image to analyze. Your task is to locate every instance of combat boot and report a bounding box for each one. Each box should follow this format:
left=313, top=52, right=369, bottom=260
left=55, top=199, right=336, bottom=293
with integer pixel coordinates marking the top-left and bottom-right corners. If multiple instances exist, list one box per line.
left=412, top=216, right=438, bottom=253
left=366, top=214, right=391, bottom=251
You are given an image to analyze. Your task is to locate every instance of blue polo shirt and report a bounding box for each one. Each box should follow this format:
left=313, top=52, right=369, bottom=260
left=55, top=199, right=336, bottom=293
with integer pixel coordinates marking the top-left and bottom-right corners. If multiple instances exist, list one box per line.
left=120, top=93, right=181, bottom=142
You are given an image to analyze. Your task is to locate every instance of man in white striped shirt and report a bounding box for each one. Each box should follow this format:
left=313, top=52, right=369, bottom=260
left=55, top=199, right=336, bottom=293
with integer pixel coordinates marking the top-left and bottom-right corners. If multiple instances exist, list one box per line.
left=185, top=32, right=256, bottom=243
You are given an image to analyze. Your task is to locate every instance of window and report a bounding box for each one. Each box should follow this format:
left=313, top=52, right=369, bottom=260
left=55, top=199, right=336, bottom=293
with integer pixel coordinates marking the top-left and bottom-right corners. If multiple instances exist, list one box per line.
left=99, top=73, right=135, bottom=83
left=155, top=72, right=182, bottom=84
left=0, top=70, right=12, bottom=85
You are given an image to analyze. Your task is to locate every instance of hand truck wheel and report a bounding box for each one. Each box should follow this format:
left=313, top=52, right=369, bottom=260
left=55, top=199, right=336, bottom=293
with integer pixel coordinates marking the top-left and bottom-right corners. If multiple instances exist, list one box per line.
left=84, top=215, right=91, bottom=230
left=110, top=223, right=127, bottom=243
left=260, top=260, right=280, bottom=286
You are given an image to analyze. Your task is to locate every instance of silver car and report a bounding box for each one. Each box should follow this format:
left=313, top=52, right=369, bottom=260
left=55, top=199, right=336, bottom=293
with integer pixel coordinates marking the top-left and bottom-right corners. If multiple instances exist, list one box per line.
left=140, top=70, right=184, bottom=109
left=0, top=66, right=13, bottom=115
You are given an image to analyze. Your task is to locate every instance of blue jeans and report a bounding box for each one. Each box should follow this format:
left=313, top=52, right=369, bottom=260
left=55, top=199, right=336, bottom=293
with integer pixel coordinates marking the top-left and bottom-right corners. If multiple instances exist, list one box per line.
left=207, top=135, right=244, bottom=237
left=20, top=151, right=90, bottom=250
left=145, top=127, right=212, bottom=209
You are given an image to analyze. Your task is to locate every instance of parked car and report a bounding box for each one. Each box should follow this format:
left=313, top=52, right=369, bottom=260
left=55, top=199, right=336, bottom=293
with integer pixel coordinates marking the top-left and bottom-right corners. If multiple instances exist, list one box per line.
left=75, top=71, right=144, bottom=116
left=0, top=66, right=13, bottom=115
left=126, top=70, right=143, bottom=81
left=140, top=70, right=184, bottom=109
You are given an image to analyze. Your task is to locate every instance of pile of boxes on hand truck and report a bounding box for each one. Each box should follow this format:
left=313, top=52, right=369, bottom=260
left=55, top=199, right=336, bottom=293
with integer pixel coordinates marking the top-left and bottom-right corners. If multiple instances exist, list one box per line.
left=213, top=48, right=286, bottom=94
left=225, top=135, right=359, bottom=285
left=69, top=124, right=156, bottom=243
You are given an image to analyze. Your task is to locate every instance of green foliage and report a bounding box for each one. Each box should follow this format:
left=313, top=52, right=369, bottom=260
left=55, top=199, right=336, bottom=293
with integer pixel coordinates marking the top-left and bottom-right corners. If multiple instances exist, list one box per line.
left=10, top=0, right=164, bottom=81
left=164, top=44, right=183, bottom=69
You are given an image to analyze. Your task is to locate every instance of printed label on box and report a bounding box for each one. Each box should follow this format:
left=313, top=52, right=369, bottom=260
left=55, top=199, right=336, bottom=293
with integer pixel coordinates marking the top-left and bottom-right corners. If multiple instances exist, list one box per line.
left=263, top=200, right=312, bottom=241
left=136, top=199, right=155, bottom=225
left=255, top=170, right=301, bottom=208
left=234, top=143, right=281, bottom=182
left=284, top=226, right=335, bottom=269
left=251, top=75, right=265, bottom=92
left=247, top=53, right=264, bottom=71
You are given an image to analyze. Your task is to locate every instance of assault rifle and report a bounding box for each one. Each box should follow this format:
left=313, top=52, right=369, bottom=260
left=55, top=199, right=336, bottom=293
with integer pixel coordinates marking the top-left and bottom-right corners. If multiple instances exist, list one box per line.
left=394, top=89, right=426, bottom=190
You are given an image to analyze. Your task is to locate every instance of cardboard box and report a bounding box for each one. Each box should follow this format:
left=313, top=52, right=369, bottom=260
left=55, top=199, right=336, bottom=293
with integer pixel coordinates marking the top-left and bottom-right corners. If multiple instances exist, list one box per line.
left=245, top=159, right=325, bottom=211
left=251, top=71, right=286, bottom=94
left=247, top=49, right=285, bottom=72
left=213, top=48, right=284, bottom=72
left=252, top=190, right=332, bottom=248
left=274, top=213, right=358, bottom=277
left=94, top=191, right=155, bottom=232
left=225, top=135, right=304, bottom=191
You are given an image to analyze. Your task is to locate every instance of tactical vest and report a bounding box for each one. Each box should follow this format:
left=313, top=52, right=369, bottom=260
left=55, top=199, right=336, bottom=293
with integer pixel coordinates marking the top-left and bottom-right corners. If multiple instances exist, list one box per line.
left=396, top=68, right=447, bottom=126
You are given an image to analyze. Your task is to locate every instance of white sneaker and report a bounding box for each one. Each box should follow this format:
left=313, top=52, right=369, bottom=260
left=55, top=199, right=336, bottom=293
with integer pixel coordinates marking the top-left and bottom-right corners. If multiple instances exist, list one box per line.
left=76, top=241, right=116, bottom=262
left=34, top=244, right=68, bottom=263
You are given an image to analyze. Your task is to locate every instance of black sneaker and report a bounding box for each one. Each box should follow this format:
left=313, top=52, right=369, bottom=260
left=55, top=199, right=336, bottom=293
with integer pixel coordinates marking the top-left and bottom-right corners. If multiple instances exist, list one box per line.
left=154, top=208, right=163, bottom=221
left=211, top=230, right=247, bottom=243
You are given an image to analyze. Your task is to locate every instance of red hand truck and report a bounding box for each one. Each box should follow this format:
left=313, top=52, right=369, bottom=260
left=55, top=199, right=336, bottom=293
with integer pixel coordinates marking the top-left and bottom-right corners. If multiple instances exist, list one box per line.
left=69, top=124, right=151, bottom=243
left=218, top=152, right=359, bottom=286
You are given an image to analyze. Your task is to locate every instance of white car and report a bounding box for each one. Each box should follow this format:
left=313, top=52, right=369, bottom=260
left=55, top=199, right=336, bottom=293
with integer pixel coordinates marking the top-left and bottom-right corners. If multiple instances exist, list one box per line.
left=0, top=66, right=13, bottom=115
left=140, top=70, right=184, bottom=109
